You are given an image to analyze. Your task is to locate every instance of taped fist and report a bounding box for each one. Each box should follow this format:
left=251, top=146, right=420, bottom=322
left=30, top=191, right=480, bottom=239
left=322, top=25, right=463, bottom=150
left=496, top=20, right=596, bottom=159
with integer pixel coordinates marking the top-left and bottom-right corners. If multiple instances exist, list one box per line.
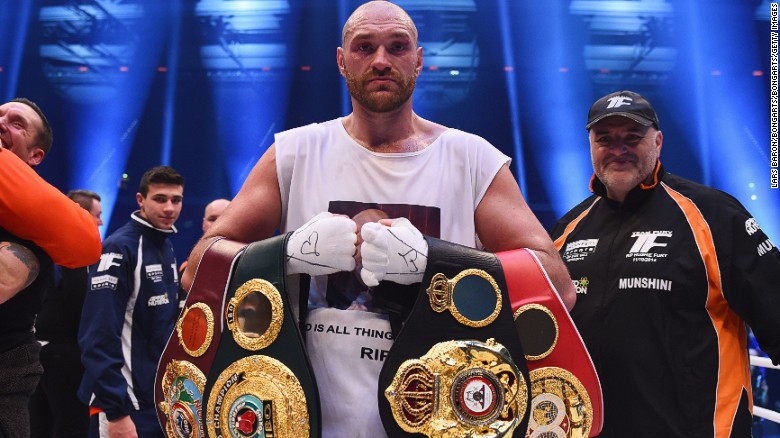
left=286, top=212, right=357, bottom=276
left=359, top=217, right=428, bottom=287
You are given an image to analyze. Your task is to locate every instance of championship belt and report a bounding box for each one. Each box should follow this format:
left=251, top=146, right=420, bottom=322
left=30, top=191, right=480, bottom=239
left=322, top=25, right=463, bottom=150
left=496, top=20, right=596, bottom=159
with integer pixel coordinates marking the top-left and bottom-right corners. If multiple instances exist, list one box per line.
left=497, top=249, right=603, bottom=437
left=155, top=235, right=321, bottom=438
left=155, top=237, right=247, bottom=438
left=378, top=238, right=531, bottom=438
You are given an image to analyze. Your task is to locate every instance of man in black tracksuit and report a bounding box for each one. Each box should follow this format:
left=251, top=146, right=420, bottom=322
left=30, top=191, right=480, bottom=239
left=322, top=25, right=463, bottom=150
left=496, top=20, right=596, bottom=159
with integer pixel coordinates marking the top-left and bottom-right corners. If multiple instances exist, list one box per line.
left=30, top=190, right=103, bottom=438
left=551, top=91, right=780, bottom=437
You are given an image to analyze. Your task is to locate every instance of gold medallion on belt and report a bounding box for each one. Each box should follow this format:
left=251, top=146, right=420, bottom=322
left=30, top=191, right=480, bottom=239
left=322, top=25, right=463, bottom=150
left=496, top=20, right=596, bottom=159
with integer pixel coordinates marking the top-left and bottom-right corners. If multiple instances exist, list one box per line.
left=176, top=302, right=215, bottom=357
left=426, top=269, right=503, bottom=328
left=159, top=360, right=207, bottom=438
left=527, top=367, right=593, bottom=438
left=205, top=355, right=309, bottom=438
left=385, top=338, right=527, bottom=437
left=225, top=279, right=284, bottom=351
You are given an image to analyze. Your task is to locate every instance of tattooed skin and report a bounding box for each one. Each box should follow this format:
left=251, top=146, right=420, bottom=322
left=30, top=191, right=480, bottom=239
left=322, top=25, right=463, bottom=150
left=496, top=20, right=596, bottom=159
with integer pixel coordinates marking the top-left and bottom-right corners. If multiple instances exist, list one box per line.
left=0, top=241, right=40, bottom=287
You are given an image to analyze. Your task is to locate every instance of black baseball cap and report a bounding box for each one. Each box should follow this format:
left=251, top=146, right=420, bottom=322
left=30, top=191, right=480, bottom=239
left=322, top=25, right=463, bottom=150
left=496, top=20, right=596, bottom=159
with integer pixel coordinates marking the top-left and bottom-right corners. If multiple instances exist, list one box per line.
left=585, top=90, right=660, bottom=130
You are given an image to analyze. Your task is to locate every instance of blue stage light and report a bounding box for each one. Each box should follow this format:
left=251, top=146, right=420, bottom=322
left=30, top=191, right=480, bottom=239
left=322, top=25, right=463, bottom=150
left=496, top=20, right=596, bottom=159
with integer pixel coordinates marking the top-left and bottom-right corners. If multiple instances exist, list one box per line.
left=672, top=0, right=779, bottom=239
left=0, top=3, right=33, bottom=102
left=37, top=0, right=175, bottom=234
left=497, top=0, right=527, bottom=195
left=195, top=0, right=294, bottom=195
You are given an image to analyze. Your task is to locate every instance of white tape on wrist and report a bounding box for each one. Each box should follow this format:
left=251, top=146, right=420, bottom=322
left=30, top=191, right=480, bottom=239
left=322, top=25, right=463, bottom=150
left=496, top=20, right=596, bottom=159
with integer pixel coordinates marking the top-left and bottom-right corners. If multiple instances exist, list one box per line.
left=286, top=212, right=357, bottom=276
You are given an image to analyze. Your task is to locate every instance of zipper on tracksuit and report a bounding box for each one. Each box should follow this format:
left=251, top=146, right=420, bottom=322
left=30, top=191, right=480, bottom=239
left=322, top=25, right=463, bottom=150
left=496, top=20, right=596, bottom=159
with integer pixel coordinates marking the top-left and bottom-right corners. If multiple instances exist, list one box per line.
left=596, top=205, right=625, bottom=320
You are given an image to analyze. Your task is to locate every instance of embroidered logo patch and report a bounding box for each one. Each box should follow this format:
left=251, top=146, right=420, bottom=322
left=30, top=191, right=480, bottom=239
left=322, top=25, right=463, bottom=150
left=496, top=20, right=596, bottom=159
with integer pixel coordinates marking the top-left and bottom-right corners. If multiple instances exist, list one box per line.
left=626, top=231, right=672, bottom=263
left=97, top=253, right=123, bottom=272
left=572, top=277, right=589, bottom=295
left=562, top=239, right=598, bottom=262
left=618, top=277, right=673, bottom=292
left=91, top=274, right=118, bottom=290
left=149, top=294, right=171, bottom=307
left=146, top=264, right=164, bottom=282
left=745, top=218, right=760, bottom=236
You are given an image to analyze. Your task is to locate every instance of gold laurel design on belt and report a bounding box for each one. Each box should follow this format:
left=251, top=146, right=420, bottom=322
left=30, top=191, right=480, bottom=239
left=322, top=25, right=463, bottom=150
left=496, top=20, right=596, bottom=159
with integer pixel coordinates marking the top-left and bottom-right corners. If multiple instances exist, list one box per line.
left=206, top=355, right=309, bottom=438
left=528, top=367, right=593, bottom=438
left=225, top=278, right=283, bottom=351
left=385, top=338, right=527, bottom=437
left=513, top=303, right=559, bottom=361
left=176, top=302, right=214, bottom=357
left=160, top=360, right=207, bottom=438
left=425, top=269, right=502, bottom=328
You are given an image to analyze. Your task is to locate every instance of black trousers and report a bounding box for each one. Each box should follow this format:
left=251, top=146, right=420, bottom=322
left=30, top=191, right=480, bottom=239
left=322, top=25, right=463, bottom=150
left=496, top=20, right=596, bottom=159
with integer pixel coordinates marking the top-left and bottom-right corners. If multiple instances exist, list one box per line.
left=0, top=342, right=43, bottom=438
left=29, top=342, right=88, bottom=438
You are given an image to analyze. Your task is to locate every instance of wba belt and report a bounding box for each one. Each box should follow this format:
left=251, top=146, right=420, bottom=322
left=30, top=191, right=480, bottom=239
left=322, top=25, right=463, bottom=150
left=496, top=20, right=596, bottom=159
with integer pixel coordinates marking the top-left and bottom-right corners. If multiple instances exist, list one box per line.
left=378, top=238, right=531, bottom=438
left=155, top=235, right=320, bottom=438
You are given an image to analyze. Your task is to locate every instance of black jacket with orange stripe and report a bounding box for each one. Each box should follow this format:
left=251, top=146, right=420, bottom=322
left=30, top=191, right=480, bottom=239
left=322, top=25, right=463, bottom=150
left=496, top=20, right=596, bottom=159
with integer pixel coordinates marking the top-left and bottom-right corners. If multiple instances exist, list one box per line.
left=551, top=163, right=780, bottom=438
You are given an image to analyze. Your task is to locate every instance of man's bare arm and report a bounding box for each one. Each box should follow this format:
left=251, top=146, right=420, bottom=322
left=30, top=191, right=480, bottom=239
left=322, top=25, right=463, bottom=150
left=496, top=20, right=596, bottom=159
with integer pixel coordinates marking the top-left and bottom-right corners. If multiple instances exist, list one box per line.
left=475, top=165, right=576, bottom=310
left=0, top=241, right=40, bottom=304
left=182, top=145, right=283, bottom=290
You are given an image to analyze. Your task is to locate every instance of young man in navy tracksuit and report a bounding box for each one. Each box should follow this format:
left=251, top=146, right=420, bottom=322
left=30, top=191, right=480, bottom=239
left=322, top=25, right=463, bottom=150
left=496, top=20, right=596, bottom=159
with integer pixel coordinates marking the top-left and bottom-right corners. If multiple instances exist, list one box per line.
left=79, top=166, right=184, bottom=438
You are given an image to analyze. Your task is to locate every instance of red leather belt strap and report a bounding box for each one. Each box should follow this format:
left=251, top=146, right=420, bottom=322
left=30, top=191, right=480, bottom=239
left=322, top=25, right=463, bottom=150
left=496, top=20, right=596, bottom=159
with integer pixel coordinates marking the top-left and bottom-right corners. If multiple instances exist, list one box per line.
left=154, top=238, right=247, bottom=431
left=497, top=248, right=603, bottom=436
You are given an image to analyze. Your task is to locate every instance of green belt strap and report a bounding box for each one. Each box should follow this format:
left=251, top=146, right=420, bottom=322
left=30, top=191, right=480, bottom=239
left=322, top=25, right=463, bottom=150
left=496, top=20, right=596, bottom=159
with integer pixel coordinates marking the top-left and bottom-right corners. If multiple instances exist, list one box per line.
left=202, top=234, right=321, bottom=438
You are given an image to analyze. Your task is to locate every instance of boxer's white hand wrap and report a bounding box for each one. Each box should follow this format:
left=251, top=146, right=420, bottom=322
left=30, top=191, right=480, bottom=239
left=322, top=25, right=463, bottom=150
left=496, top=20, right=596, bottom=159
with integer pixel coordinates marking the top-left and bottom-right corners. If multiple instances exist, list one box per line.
left=286, top=212, right=357, bottom=276
left=359, top=218, right=428, bottom=287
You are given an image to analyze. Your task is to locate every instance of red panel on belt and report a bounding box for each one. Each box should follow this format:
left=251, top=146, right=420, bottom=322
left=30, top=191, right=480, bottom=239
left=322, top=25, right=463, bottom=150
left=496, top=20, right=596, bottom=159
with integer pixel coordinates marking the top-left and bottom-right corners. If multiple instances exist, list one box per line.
left=497, top=248, right=603, bottom=436
left=154, top=238, right=247, bottom=434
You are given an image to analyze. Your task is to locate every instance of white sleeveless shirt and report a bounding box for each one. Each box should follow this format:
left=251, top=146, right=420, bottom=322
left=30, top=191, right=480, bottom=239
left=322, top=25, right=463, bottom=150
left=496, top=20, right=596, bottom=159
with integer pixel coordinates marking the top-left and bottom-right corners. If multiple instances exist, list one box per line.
left=275, top=117, right=509, bottom=437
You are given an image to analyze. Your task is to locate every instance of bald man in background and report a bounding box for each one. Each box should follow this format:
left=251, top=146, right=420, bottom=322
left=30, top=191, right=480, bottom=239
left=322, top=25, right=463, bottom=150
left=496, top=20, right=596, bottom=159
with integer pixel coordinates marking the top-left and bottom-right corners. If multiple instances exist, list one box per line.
left=201, top=198, right=230, bottom=234
left=176, top=198, right=231, bottom=301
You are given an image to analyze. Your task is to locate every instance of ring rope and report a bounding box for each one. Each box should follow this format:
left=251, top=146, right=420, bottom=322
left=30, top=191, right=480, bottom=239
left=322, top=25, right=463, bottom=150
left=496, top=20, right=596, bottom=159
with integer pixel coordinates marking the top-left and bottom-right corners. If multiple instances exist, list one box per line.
left=755, top=406, right=780, bottom=424
left=750, top=354, right=780, bottom=424
left=750, top=355, right=780, bottom=370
